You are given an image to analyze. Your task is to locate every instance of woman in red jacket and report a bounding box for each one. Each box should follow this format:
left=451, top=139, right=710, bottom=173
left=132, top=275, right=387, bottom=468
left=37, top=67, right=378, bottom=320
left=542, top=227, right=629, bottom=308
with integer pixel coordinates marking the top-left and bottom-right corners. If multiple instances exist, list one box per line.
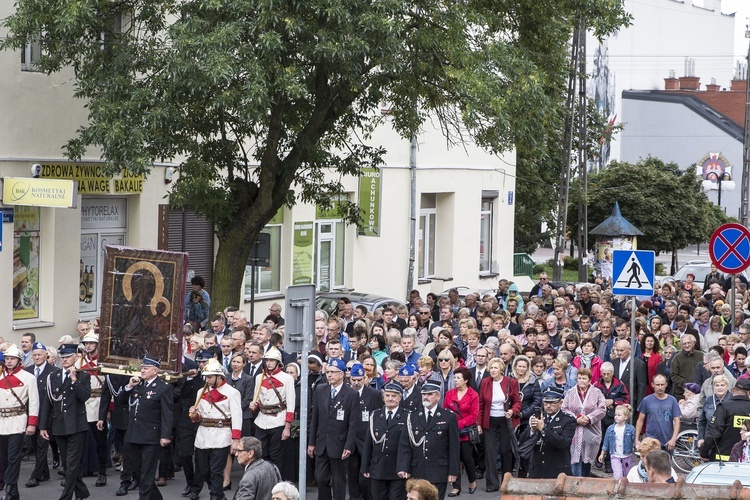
left=477, top=357, right=521, bottom=493
left=444, top=366, right=479, bottom=496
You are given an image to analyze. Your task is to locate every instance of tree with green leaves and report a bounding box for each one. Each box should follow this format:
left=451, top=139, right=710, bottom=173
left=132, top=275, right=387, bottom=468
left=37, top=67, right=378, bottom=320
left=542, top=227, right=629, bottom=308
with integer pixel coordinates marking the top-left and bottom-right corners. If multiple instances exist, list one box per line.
left=1, top=0, right=629, bottom=310
left=569, top=156, right=730, bottom=273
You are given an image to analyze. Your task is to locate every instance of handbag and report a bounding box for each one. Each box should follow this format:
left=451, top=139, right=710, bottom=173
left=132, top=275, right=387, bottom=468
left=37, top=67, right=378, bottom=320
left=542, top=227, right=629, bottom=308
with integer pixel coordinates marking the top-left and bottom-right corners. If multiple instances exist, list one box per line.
left=451, top=399, right=482, bottom=445
left=516, top=427, right=537, bottom=460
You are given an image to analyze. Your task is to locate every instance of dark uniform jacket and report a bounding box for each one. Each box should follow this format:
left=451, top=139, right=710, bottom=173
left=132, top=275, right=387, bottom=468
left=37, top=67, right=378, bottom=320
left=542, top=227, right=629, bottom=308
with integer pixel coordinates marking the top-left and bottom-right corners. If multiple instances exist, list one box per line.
left=117, top=377, right=173, bottom=444
left=399, top=383, right=423, bottom=414
left=309, top=383, right=359, bottom=457
left=397, top=406, right=460, bottom=483
left=25, top=362, right=59, bottom=408
left=178, top=375, right=203, bottom=431
left=700, top=394, right=750, bottom=461
left=527, top=410, right=576, bottom=479
left=354, top=386, right=384, bottom=453
left=39, top=370, right=91, bottom=436
left=361, top=406, right=408, bottom=480
left=98, top=374, right=130, bottom=430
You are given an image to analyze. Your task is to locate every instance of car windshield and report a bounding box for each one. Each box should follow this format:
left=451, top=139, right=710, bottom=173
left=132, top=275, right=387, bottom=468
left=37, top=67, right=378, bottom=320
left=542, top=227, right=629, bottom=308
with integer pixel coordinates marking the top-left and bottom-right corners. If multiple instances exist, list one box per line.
left=673, top=265, right=710, bottom=283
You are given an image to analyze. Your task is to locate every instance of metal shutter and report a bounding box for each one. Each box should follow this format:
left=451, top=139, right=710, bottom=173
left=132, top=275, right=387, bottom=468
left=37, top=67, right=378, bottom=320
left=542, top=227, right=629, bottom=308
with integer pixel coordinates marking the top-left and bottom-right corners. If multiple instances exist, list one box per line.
left=165, top=206, right=215, bottom=296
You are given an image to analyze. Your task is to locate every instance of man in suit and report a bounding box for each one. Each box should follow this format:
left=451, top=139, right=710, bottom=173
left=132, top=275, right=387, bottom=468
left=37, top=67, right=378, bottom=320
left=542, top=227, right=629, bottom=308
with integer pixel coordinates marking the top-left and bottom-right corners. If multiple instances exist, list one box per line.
left=25, top=342, right=58, bottom=488
left=611, top=340, right=648, bottom=411
left=348, top=364, right=383, bottom=500
left=527, top=386, right=576, bottom=479
left=177, top=350, right=210, bottom=500
left=101, top=373, right=137, bottom=496
left=362, top=381, right=408, bottom=500
left=307, top=358, right=359, bottom=500
left=397, top=383, right=459, bottom=500
left=469, top=348, right=490, bottom=392
left=398, top=364, right=422, bottom=413
left=117, top=355, right=173, bottom=500
left=39, top=343, right=91, bottom=500
left=325, top=339, right=351, bottom=364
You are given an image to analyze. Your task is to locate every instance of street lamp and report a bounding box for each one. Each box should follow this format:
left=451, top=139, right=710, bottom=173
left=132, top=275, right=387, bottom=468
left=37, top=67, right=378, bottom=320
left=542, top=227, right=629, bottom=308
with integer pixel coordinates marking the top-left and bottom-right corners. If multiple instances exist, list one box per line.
left=702, top=172, right=735, bottom=212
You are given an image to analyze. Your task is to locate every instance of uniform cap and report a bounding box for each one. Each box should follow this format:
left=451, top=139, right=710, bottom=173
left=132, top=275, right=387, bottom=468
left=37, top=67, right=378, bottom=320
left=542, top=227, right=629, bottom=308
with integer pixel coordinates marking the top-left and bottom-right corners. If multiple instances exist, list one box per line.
left=542, top=386, right=565, bottom=402
left=141, top=354, right=161, bottom=368
left=327, top=359, right=347, bottom=372
left=350, top=363, right=365, bottom=378
left=736, top=379, right=750, bottom=391
left=32, top=342, right=47, bottom=352
left=398, top=364, right=416, bottom=377
left=195, top=349, right=214, bottom=362
left=382, top=381, right=403, bottom=396
left=58, top=344, right=80, bottom=358
left=421, top=382, right=441, bottom=394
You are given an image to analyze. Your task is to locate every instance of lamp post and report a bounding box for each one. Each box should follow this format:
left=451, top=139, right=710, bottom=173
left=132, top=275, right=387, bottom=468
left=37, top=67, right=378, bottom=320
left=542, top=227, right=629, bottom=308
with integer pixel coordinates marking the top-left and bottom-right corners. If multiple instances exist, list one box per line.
left=702, top=172, right=735, bottom=213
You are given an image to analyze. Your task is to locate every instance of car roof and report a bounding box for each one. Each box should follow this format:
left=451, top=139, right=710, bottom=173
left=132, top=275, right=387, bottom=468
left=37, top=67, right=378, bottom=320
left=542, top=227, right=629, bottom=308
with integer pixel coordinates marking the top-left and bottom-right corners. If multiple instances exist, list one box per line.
left=685, top=462, right=750, bottom=486
left=315, top=292, right=404, bottom=312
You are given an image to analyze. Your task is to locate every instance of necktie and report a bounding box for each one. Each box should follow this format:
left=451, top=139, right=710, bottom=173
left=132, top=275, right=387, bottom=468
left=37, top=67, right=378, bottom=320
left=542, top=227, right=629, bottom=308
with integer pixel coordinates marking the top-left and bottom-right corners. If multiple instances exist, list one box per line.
left=426, top=410, right=432, bottom=424
left=476, top=370, right=482, bottom=384
left=249, top=366, right=255, bottom=378
left=34, top=367, right=40, bottom=379
left=62, top=372, right=67, bottom=385
left=331, top=387, right=337, bottom=400
left=387, top=411, right=393, bottom=423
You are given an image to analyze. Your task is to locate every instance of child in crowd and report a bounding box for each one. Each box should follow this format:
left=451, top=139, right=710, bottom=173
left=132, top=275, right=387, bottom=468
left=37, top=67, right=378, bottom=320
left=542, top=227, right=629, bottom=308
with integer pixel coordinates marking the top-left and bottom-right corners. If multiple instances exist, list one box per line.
left=598, top=405, right=636, bottom=479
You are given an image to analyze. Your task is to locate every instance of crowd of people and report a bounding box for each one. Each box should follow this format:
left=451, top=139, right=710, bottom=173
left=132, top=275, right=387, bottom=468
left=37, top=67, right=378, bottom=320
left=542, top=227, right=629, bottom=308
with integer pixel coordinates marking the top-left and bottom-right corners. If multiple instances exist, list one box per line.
left=5, top=267, right=750, bottom=500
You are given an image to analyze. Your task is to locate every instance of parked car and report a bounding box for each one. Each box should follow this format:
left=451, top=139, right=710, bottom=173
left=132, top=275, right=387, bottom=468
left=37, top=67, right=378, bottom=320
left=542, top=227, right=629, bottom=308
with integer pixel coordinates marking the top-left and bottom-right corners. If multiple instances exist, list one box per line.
left=315, top=292, right=404, bottom=316
left=685, top=461, right=750, bottom=486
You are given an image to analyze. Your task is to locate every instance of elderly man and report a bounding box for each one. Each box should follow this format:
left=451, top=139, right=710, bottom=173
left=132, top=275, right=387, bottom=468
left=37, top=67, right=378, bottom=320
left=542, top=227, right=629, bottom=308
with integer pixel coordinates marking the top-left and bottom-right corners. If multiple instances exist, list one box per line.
left=233, top=437, right=281, bottom=500
left=25, top=342, right=57, bottom=489
left=670, top=333, right=703, bottom=401
left=611, top=340, right=647, bottom=411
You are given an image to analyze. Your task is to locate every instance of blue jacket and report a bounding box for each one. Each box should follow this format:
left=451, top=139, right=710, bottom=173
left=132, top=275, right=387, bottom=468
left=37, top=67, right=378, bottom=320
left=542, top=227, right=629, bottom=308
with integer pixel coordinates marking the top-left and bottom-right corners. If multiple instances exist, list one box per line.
left=601, top=423, right=636, bottom=457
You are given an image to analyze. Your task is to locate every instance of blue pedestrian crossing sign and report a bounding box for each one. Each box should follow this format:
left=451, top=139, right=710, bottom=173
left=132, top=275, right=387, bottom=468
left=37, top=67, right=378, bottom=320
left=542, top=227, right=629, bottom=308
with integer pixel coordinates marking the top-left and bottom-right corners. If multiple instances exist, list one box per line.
left=612, top=250, right=655, bottom=297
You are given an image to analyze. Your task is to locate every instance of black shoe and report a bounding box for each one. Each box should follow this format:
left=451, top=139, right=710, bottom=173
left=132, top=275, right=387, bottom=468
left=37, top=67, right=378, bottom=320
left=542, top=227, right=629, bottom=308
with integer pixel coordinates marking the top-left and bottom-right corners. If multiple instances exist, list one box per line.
left=475, top=471, right=484, bottom=479
left=95, top=475, right=107, bottom=487
left=189, top=494, right=199, bottom=500
left=57, top=469, right=66, bottom=476
left=24, top=478, right=39, bottom=488
left=468, top=484, right=477, bottom=494
left=129, top=480, right=140, bottom=491
left=486, top=487, right=499, bottom=492
left=223, top=481, right=231, bottom=491
left=181, top=487, right=191, bottom=497
left=448, top=489, right=461, bottom=497
left=38, top=477, right=49, bottom=482
left=60, top=479, right=66, bottom=488
left=115, top=486, right=128, bottom=496
left=52, top=459, right=60, bottom=469
left=605, top=466, right=613, bottom=474
left=595, top=459, right=603, bottom=468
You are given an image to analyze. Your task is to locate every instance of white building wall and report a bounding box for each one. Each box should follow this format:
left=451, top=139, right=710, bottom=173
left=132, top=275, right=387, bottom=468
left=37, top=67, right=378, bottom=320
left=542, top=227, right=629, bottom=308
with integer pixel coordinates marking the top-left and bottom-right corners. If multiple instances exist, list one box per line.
left=588, top=0, right=736, bottom=163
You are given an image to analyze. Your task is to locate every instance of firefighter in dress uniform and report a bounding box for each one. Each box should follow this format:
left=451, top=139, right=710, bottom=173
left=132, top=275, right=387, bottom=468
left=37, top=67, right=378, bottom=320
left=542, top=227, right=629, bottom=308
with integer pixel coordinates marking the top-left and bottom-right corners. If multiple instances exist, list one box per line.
left=117, top=354, right=173, bottom=500
left=249, top=347, right=295, bottom=469
left=77, top=333, right=108, bottom=487
left=397, top=382, right=459, bottom=500
left=527, top=386, right=576, bottom=479
left=189, top=359, right=242, bottom=500
left=361, top=381, right=408, bottom=500
left=39, top=343, right=92, bottom=500
left=0, top=346, right=39, bottom=500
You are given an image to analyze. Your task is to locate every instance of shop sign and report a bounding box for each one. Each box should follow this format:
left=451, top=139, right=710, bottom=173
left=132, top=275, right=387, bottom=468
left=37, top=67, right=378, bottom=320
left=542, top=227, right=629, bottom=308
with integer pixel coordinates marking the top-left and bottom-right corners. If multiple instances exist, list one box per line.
left=40, top=162, right=144, bottom=194
left=358, top=167, right=381, bottom=237
left=3, top=177, right=77, bottom=208
left=81, top=198, right=128, bottom=230
left=292, top=221, right=314, bottom=285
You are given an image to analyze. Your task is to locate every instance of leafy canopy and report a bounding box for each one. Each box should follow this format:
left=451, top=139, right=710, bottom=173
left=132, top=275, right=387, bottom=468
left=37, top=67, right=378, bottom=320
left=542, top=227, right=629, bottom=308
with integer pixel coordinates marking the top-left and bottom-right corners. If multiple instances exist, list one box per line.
left=572, top=157, right=730, bottom=253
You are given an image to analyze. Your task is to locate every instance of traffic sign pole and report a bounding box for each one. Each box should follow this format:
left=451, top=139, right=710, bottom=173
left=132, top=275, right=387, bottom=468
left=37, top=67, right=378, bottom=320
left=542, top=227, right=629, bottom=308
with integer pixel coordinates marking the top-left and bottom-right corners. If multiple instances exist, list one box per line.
left=630, top=296, right=636, bottom=425
left=709, top=223, right=750, bottom=336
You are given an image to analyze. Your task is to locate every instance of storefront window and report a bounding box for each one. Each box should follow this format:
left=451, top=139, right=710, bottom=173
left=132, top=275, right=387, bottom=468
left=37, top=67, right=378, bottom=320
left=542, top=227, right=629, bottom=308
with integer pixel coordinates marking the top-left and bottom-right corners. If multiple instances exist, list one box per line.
left=13, top=207, right=41, bottom=320
left=244, top=225, right=282, bottom=296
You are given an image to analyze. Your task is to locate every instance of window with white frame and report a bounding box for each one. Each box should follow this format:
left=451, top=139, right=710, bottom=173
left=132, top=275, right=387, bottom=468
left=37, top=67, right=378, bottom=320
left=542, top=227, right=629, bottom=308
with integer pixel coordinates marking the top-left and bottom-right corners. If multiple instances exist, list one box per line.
left=418, top=194, right=437, bottom=278
left=21, top=32, right=42, bottom=71
left=479, top=197, right=495, bottom=273
left=244, top=225, right=282, bottom=296
left=314, top=221, right=345, bottom=292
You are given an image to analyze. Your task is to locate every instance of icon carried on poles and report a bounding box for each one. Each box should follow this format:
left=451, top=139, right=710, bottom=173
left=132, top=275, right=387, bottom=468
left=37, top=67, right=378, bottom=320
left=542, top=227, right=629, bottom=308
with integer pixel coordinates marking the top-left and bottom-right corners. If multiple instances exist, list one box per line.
left=612, top=250, right=654, bottom=297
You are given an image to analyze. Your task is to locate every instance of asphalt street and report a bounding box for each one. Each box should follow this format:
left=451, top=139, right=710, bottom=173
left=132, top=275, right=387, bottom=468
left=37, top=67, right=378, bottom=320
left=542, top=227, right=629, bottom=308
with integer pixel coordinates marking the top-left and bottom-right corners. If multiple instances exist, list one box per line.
left=15, top=453, right=552, bottom=499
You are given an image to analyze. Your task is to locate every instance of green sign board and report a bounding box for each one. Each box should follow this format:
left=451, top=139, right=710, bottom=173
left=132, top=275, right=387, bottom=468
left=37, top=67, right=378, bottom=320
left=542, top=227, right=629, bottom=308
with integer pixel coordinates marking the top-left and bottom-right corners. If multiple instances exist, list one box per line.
left=315, top=196, right=347, bottom=220
left=358, top=167, right=381, bottom=236
left=292, top=221, right=314, bottom=285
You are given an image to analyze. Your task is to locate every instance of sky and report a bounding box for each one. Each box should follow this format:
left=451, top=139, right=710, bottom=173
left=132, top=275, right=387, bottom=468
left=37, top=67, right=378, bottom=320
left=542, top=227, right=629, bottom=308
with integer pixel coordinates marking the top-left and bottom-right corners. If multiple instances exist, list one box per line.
left=719, top=0, right=750, bottom=59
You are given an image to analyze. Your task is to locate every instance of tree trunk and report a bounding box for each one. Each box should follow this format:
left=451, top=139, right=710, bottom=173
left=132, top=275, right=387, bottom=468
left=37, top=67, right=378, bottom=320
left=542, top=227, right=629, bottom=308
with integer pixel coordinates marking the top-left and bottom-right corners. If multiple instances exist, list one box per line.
left=210, top=223, right=261, bottom=316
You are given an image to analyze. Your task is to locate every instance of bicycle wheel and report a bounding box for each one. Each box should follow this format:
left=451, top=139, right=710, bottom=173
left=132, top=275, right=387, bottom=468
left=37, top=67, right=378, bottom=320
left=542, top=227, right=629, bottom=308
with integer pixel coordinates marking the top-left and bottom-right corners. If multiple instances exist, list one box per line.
left=672, top=429, right=701, bottom=474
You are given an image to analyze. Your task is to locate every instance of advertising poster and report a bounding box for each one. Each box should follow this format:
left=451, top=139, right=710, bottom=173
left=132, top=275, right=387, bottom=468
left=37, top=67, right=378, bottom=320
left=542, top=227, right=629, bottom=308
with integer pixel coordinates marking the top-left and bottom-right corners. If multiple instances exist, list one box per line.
left=80, top=234, right=98, bottom=313
left=358, top=167, right=381, bottom=236
left=292, top=221, right=314, bottom=285
left=99, top=246, right=188, bottom=372
left=13, top=207, right=40, bottom=320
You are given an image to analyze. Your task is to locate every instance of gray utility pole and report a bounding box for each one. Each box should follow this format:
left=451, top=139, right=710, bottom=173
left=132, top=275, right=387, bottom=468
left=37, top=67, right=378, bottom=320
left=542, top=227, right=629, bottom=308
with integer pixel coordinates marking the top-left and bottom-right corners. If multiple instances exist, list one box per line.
left=576, top=18, right=589, bottom=283
left=741, top=23, right=750, bottom=227
left=553, top=19, right=584, bottom=281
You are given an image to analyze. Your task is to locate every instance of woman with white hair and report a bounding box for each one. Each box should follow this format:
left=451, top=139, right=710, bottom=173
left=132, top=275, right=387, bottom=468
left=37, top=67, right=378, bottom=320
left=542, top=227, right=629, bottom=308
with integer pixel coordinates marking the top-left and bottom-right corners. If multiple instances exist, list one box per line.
left=484, top=336, right=500, bottom=357
left=271, top=481, right=300, bottom=500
